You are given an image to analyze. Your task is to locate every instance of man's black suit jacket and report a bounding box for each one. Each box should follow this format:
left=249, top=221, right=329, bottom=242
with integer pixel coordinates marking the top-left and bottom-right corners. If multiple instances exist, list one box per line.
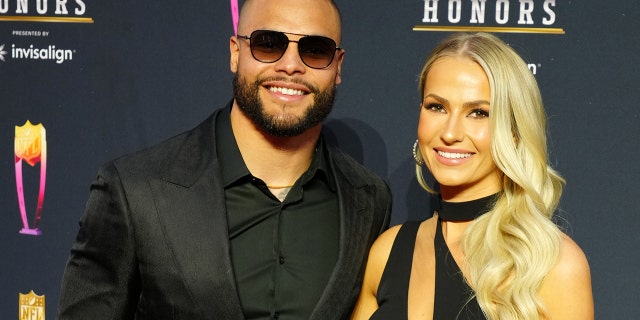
left=57, top=106, right=392, bottom=319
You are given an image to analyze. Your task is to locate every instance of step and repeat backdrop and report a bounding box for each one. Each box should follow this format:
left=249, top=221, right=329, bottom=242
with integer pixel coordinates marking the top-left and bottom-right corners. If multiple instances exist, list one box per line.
left=1, top=1, right=638, bottom=318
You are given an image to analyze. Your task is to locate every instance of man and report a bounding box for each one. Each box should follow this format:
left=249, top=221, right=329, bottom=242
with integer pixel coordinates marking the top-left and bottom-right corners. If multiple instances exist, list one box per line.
left=57, top=0, right=392, bottom=319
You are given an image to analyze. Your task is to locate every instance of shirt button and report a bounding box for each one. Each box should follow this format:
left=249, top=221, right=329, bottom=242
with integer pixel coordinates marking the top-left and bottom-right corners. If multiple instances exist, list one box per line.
left=279, top=256, right=285, bottom=265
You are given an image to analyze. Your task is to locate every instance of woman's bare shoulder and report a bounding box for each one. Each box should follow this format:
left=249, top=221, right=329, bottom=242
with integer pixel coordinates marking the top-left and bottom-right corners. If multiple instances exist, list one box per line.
left=555, top=234, right=591, bottom=277
left=539, top=233, right=594, bottom=319
left=365, top=219, right=435, bottom=278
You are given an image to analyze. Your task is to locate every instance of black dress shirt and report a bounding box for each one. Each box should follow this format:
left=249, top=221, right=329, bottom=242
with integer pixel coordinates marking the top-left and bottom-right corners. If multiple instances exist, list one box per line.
left=216, top=106, right=340, bottom=320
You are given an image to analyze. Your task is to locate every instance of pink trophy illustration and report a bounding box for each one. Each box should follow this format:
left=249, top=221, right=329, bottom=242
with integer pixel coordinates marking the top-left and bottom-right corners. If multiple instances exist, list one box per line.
left=15, top=120, right=47, bottom=236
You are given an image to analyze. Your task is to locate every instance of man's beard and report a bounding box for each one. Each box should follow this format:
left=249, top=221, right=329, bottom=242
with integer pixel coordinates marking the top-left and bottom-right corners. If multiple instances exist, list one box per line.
left=232, top=74, right=336, bottom=137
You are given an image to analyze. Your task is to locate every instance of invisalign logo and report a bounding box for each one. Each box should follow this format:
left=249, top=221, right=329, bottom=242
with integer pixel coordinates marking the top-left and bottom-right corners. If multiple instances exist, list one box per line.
left=11, top=44, right=74, bottom=64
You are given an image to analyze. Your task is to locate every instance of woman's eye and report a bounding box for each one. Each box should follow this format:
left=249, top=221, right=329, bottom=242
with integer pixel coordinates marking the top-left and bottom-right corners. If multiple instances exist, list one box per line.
left=424, top=103, right=445, bottom=113
left=469, top=109, right=489, bottom=118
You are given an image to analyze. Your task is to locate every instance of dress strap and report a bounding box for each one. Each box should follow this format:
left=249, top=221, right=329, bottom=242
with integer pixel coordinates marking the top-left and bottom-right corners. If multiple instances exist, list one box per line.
left=371, top=221, right=421, bottom=319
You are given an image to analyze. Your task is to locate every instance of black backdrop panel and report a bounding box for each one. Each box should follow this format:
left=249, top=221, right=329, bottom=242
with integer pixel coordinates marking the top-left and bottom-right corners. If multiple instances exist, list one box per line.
left=1, top=1, right=638, bottom=318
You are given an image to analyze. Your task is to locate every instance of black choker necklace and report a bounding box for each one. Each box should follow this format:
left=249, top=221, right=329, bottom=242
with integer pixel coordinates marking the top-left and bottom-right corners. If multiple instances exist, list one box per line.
left=437, top=193, right=499, bottom=221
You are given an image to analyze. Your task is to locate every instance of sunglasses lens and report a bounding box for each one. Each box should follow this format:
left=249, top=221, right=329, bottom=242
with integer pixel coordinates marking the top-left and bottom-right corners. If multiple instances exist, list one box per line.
left=246, top=30, right=338, bottom=69
left=249, top=30, right=289, bottom=63
left=298, top=36, right=337, bottom=69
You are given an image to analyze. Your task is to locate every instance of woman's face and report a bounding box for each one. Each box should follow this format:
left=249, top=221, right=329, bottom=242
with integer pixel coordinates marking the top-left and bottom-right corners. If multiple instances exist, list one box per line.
left=418, top=56, right=502, bottom=201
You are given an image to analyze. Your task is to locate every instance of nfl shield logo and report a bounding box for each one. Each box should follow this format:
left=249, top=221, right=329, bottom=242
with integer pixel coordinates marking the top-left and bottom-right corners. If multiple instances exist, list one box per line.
left=15, top=120, right=45, bottom=167
left=19, top=290, right=45, bottom=320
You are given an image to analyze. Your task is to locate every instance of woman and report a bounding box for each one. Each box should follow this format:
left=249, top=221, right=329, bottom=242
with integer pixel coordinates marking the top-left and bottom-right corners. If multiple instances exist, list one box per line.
left=351, top=33, right=593, bottom=319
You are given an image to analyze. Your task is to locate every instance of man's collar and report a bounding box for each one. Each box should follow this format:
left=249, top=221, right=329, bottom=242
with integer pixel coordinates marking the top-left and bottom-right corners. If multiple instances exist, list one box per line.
left=216, top=104, right=334, bottom=191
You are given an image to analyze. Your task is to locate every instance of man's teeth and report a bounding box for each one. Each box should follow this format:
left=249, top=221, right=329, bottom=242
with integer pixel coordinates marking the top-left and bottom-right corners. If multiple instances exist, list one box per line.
left=438, top=151, right=472, bottom=159
left=269, top=86, right=304, bottom=96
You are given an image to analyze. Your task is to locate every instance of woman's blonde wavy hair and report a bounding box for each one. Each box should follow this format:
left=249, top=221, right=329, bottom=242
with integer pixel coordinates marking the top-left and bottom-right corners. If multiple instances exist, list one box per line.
left=415, top=33, right=565, bottom=319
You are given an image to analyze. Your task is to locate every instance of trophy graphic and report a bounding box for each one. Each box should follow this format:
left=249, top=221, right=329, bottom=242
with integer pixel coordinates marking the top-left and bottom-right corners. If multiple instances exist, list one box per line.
left=15, top=120, right=47, bottom=236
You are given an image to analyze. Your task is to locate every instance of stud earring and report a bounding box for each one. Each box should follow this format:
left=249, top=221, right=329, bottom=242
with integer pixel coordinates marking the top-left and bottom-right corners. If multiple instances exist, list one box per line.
left=413, top=139, right=424, bottom=166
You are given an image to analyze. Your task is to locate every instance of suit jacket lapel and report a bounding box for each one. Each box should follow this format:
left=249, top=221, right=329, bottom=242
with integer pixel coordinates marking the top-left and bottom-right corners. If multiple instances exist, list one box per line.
left=310, top=147, right=379, bottom=320
left=149, top=109, right=245, bottom=319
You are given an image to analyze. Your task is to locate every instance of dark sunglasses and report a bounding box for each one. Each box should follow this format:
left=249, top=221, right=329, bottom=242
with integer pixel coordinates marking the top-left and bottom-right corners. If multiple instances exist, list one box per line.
left=237, top=30, right=342, bottom=69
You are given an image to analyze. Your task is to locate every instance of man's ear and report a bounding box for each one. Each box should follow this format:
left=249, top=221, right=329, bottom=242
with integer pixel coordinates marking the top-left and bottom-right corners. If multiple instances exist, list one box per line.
left=334, top=49, right=345, bottom=85
left=230, top=36, right=240, bottom=73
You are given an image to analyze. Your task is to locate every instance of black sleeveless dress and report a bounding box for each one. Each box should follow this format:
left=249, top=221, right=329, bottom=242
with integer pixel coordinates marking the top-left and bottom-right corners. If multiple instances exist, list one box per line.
left=369, top=195, right=496, bottom=319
